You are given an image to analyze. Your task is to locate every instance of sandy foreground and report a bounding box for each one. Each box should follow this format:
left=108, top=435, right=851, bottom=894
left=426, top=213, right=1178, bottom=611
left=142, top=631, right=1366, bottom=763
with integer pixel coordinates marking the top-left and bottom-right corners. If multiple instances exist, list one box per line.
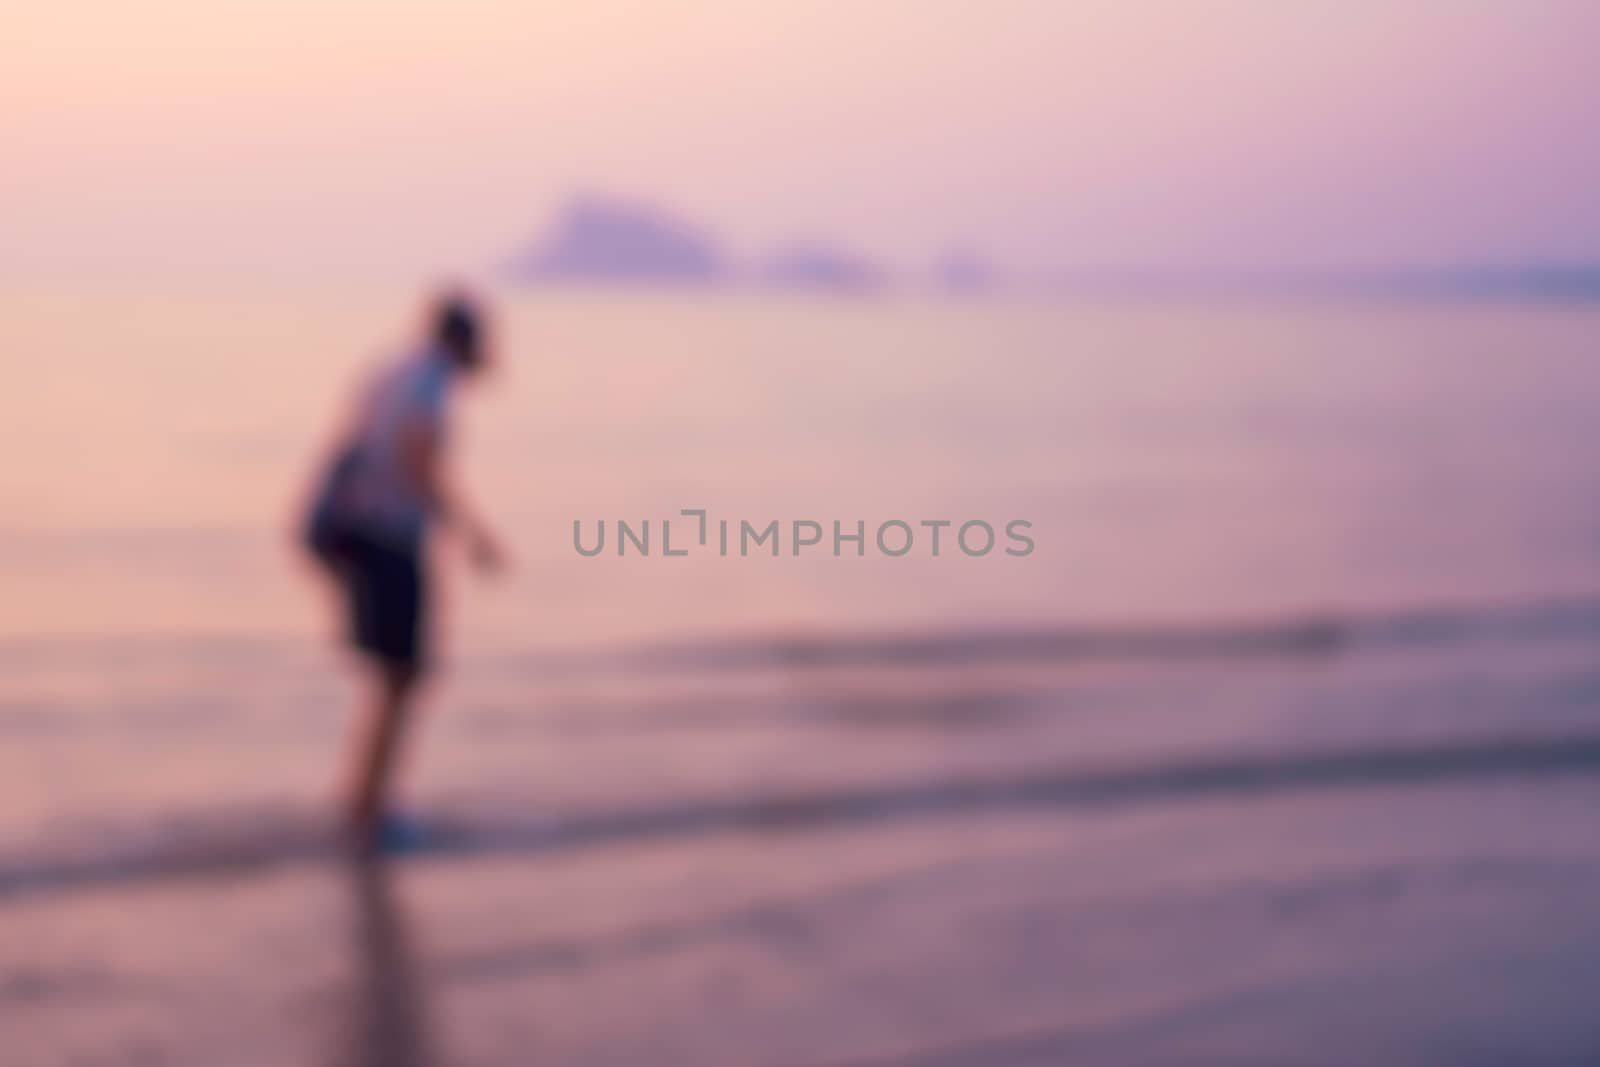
left=5, top=778, right=1600, bottom=1067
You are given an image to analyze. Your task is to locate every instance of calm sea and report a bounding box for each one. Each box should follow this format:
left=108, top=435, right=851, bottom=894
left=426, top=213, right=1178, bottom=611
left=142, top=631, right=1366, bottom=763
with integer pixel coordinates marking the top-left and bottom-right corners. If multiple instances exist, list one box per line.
left=6, top=286, right=1600, bottom=1062
left=0, top=284, right=1596, bottom=882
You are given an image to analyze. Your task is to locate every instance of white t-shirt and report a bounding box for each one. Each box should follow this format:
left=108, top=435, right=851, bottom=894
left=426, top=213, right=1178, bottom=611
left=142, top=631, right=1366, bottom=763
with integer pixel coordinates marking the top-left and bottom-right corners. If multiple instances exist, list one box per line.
left=344, top=348, right=452, bottom=548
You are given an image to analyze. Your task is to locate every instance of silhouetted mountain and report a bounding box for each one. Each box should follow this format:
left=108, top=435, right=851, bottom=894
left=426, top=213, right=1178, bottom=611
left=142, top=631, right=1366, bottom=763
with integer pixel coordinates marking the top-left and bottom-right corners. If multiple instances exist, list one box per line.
left=758, top=243, right=885, bottom=291
left=1031, top=263, right=1600, bottom=303
left=931, top=247, right=995, bottom=292
left=1340, top=265, right=1600, bottom=301
left=501, top=197, right=1600, bottom=303
left=505, top=197, right=726, bottom=283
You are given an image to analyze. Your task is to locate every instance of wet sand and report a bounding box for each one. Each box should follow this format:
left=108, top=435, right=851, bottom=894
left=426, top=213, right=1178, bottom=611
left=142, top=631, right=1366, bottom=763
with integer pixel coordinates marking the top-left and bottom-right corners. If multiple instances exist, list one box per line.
left=7, top=778, right=1600, bottom=1067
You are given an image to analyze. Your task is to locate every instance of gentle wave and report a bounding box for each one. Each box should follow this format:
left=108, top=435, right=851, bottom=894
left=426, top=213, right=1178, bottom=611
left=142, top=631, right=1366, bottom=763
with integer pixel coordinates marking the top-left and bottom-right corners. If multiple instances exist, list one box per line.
left=492, top=593, right=1600, bottom=678
left=4, top=733, right=1599, bottom=901
left=2, top=594, right=1596, bottom=679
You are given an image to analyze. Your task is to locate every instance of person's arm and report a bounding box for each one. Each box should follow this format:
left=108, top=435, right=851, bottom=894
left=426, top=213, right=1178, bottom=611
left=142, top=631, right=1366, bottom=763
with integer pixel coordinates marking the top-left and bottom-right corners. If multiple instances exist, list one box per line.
left=398, top=414, right=504, bottom=572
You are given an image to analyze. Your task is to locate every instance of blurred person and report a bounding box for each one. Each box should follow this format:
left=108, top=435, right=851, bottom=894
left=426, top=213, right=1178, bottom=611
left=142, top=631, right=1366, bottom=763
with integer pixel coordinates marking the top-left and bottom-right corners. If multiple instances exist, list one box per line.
left=302, top=293, right=504, bottom=848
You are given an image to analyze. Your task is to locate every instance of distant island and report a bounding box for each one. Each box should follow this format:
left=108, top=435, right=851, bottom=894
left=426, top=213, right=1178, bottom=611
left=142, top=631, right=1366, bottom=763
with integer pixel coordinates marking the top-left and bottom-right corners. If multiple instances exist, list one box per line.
left=1323, top=265, right=1600, bottom=302
left=500, top=196, right=1600, bottom=303
left=757, top=242, right=885, bottom=291
left=930, top=246, right=996, bottom=293
left=503, top=197, right=726, bottom=284
left=503, top=196, right=891, bottom=292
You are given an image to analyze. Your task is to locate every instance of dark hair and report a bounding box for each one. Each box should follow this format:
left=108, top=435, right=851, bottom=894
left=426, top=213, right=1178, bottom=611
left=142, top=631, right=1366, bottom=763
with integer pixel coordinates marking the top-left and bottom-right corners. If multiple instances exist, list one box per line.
left=432, top=295, right=483, bottom=368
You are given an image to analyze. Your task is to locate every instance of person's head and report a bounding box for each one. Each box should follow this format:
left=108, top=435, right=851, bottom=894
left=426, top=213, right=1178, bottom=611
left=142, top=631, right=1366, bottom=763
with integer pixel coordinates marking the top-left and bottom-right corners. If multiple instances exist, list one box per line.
left=429, top=292, right=487, bottom=373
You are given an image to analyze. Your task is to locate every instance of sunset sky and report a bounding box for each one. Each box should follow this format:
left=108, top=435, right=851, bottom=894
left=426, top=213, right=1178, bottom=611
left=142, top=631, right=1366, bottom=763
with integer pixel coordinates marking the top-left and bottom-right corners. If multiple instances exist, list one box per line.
left=8, top=1, right=1598, bottom=280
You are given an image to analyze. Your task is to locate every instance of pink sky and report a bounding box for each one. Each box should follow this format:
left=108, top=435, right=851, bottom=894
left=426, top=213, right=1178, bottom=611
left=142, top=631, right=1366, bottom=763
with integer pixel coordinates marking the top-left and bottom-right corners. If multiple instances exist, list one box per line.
left=7, top=1, right=1599, bottom=279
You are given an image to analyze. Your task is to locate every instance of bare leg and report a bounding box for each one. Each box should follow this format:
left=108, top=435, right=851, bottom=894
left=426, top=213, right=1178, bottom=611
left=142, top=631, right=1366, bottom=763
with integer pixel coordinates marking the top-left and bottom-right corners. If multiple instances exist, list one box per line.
left=346, top=662, right=421, bottom=840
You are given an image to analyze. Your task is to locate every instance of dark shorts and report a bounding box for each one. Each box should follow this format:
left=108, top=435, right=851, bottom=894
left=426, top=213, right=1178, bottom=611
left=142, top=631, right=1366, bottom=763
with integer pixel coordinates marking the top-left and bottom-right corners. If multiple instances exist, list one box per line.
left=341, top=533, right=427, bottom=669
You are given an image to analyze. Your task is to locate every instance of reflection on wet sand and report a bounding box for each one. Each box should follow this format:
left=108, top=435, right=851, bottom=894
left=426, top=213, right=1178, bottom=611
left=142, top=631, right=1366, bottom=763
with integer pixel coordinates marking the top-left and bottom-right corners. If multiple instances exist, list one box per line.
left=330, top=859, right=434, bottom=1067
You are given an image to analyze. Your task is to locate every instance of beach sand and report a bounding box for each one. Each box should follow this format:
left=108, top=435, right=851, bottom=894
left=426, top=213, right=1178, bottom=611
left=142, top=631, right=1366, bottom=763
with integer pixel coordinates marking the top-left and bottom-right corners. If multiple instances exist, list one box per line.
left=7, top=775, right=1600, bottom=1067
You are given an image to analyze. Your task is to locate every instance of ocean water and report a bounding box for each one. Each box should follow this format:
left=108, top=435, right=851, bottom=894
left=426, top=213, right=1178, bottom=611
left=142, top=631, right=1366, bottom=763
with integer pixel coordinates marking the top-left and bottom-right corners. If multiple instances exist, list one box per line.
left=3, top=287, right=1600, bottom=1063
